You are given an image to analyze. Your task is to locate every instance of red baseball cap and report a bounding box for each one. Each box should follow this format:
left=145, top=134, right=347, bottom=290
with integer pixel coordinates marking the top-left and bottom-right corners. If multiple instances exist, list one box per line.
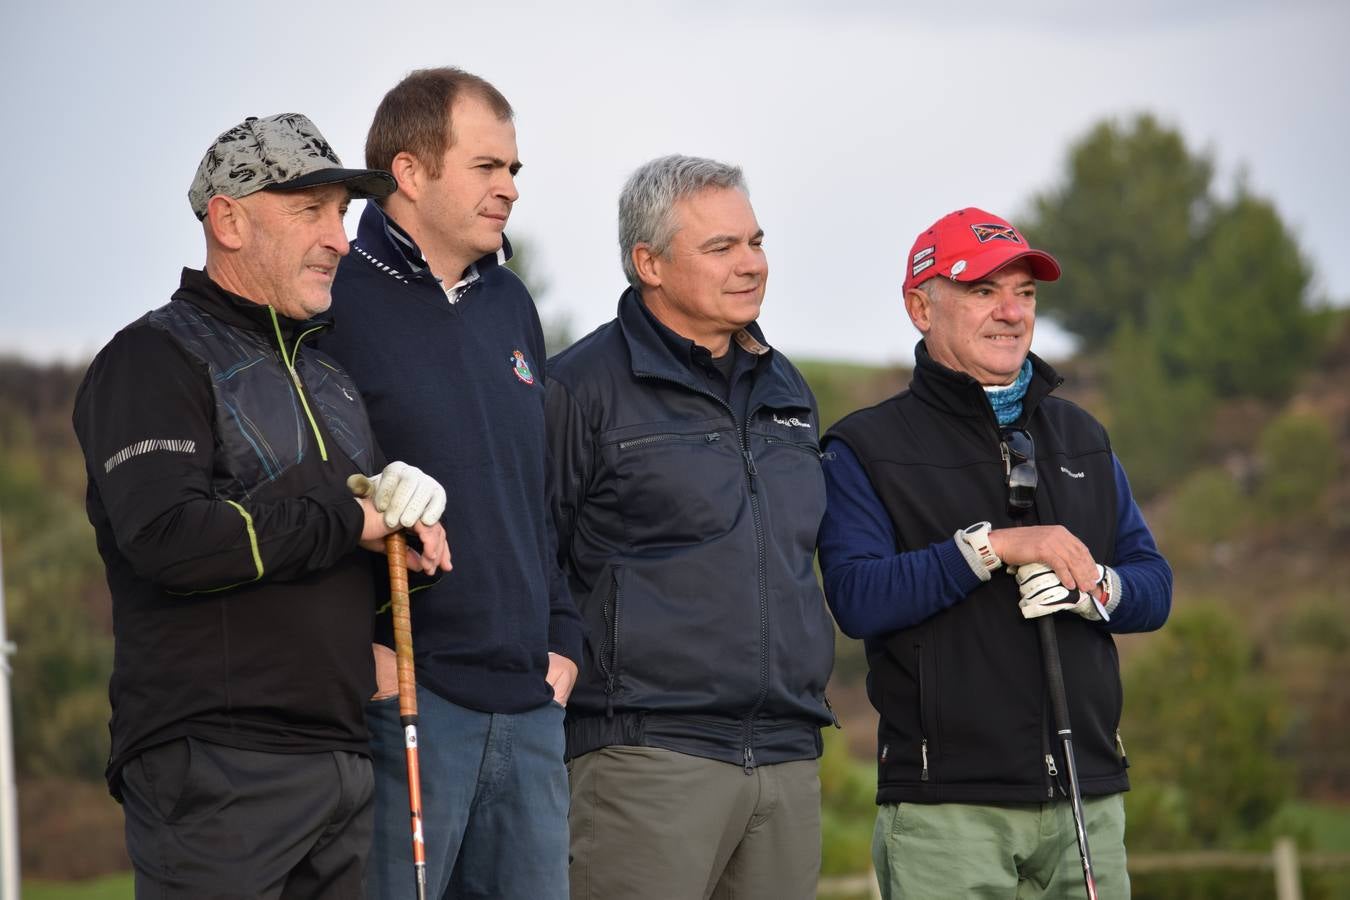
left=902, top=207, right=1061, bottom=293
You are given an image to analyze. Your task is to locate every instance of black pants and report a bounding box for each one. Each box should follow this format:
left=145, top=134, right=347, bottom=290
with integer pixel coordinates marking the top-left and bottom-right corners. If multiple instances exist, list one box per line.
left=121, top=737, right=373, bottom=899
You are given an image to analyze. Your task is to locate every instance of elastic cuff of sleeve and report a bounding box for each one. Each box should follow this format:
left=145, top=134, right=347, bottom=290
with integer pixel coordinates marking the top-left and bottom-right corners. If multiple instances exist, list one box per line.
left=1102, top=564, right=1123, bottom=615
left=951, top=531, right=993, bottom=583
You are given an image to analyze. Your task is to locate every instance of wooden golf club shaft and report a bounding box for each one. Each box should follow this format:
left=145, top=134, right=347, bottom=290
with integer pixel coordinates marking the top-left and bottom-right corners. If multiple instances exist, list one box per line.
left=348, top=474, right=428, bottom=899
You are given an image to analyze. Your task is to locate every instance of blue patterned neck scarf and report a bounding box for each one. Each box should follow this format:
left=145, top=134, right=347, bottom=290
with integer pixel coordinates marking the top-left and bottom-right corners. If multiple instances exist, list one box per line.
left=985, top=359, right=1033, bottom=426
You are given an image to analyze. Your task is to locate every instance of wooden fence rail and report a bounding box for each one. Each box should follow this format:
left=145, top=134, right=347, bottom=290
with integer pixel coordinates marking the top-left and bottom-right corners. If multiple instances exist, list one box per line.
left=818, top=837, right=1350, bottom=900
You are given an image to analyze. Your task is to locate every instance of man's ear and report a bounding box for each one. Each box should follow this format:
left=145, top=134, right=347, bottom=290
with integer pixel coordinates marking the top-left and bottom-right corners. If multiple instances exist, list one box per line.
left=389, top=151, right=423, bottom=201
left=205, top=195, right=246, bottom=251
left=632, top=244, right=662, bottom=290
left=904, top=287, right=932, bottom=333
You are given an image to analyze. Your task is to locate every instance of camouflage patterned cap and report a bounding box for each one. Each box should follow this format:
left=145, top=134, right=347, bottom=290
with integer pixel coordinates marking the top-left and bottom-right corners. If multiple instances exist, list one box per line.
left=189, top=113, right=396, bottom=219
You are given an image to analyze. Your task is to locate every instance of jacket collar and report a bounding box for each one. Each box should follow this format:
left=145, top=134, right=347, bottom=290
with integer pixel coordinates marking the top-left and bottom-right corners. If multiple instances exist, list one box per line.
left=351, top=201, right=512, bottom=286
left=615, top=287, right=808, bottom=413
left=173, top=267, right=330, bottom=342
left=909, top=340, right=1062, bottom=428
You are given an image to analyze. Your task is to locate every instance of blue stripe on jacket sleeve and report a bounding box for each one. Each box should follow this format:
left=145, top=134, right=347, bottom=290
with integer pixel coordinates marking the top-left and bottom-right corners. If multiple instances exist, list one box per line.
left=819, top=438, right=982, bottom=639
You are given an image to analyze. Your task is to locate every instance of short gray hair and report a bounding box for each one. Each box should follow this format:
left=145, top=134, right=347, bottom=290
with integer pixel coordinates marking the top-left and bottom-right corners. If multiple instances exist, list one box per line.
left=917, top=276, right=952, bottom=302
left=618, top=154, right=748, bottom=288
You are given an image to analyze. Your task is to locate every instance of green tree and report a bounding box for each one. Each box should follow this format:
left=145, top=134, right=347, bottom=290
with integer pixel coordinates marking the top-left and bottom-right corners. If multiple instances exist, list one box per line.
left=1101, top=321, right=1213, bottom=499
left=1023, top=114, right=1215, bottom=344
left=1157, top=193, right=1319, bottom=398
left=1123, top=605, right=1291, bottom=846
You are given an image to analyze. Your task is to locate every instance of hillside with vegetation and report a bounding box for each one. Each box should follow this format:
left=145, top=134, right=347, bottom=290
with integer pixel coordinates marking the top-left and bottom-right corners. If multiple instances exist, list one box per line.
left=3, top=114, right=1348, bottom=896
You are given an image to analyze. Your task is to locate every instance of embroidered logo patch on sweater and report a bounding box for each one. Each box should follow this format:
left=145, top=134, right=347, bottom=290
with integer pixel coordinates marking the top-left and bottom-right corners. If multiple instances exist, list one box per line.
left=511, top=350, right=535, bottom=385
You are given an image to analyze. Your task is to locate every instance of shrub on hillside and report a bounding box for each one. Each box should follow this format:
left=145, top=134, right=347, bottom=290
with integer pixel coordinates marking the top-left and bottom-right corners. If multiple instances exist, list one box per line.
left=1166, top=466, right=1248, bottom=550
left=1255, top=412, right=1336, bottom=521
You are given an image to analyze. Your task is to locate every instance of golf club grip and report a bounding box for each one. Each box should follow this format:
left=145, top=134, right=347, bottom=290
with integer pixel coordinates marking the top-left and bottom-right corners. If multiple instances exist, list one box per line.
left=385, top=532, right=418, bottom=719
left=1036, top=616, right=1072, bottom=735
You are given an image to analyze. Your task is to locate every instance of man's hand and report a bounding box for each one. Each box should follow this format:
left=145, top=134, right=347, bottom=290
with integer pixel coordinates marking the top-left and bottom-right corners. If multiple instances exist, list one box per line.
left=1011, top=562, right=1106, bottom=621
left=367, top=461, right=448, bottom=529
left=990, top=524, right=1099, bottom=593
left=371, top=643, right=398, bottom=700
left=357, top=498, right=453, bottom=575
left=546, top=652, right=578, bottom=707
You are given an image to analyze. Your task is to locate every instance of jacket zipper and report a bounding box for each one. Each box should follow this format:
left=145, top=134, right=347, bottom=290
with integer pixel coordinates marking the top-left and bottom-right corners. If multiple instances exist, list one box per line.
left=823, top=694, right=841, bottom=729
left=635, top=372, right=770, bottom=774
left=617, top=432, right=721, bottom=451
left=600, top=569, right=620, bottom=717
left=998, top=423, right=1060, bottom=800
left=1040, top=694, right=1058, bottom=798
left=268, top=310, right=328, bottom=462
left=915, top=643, right=930, bottom=781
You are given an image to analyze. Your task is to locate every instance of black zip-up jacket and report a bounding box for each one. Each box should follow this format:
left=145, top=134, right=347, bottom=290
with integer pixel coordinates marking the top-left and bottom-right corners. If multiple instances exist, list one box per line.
left=546, top=289, right=835, bottom=769
left=73, top=269, right=380, bottom=795
left=828, top=344, right=1133, bottom=804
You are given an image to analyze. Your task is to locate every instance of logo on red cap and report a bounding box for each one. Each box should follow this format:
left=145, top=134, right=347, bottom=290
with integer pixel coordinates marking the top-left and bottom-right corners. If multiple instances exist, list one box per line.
left=970, top=223, right=1021, bottom=244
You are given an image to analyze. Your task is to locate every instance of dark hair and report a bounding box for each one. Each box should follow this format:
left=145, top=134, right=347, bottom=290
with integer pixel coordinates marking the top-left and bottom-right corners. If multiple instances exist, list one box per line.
left=365, top=67, right=513, bottom=177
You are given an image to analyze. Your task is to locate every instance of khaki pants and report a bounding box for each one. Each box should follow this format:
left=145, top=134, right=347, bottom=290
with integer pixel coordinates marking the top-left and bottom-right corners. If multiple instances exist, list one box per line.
left=872, top=794, right=1129, bottom=899
left=568, top=745, right=821, bottom=900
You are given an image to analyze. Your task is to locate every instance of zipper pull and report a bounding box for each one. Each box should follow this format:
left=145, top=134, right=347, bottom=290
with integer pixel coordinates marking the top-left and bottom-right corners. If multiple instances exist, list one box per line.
left=742, top=450, right=758, bottom=492
left=921, top=739, right=930, bottom=782
left=1116, top=729, right=1129, bottom=767
left=823, top=695, right=841, bottom=729
left=743, top=745, right=756, bottom=775
left=705, top=432, right=721, bottom=442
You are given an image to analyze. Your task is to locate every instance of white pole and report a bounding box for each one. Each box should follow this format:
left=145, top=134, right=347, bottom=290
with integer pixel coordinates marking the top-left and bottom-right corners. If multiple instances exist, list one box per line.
left=0, top=518, right=19, bottom=899
left=1273, top=836, right=1303, bottom=900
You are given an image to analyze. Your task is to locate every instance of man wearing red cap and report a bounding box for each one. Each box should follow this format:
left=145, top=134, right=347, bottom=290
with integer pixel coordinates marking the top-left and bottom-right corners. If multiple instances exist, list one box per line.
left=818, top=208, right=1172, bottom=898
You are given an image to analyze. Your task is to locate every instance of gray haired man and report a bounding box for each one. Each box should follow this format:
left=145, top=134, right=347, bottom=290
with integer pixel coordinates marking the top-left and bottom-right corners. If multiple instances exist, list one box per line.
left=546, top=155, right=836, bottom=898
left=74, top=113, right=451, bottom=898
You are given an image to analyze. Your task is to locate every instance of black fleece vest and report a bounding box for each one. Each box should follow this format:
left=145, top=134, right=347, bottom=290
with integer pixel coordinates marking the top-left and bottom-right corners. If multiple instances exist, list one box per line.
left=828, top=348, right=1129, bottom=805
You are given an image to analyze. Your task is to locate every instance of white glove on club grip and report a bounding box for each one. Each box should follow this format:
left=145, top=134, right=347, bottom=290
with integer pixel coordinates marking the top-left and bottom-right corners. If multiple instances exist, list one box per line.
left=368, top=461, right=448, bottom=529
left=1010, top=562, right=1104, bottom=621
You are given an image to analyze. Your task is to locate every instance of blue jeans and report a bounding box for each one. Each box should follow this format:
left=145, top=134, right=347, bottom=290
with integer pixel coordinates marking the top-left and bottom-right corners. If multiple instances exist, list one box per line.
left=365, top=687, right=569, bottom=900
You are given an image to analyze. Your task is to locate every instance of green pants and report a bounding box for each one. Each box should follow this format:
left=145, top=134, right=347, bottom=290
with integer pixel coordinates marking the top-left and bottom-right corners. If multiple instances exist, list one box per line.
left=568, top=745, right=821, bottom=900
left=873, top=794, right=1129, bottom=899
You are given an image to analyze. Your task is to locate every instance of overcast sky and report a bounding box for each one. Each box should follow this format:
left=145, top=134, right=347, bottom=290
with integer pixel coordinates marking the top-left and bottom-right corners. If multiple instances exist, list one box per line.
left=3, top=0, right=1347, bottom=365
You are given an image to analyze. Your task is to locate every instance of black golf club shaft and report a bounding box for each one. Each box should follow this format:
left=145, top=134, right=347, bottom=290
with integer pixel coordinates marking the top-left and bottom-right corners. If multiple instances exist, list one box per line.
left=1038, top=615, right=1099, bottom=900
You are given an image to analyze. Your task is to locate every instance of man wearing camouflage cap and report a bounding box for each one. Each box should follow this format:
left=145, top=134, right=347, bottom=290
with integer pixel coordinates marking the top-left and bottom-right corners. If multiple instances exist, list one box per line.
left=74, top=112, right=453, bottom=898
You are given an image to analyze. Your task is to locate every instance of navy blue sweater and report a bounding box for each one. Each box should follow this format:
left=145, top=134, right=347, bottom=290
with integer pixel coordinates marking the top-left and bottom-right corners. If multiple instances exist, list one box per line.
left=319, top=204, right=582, bottom=713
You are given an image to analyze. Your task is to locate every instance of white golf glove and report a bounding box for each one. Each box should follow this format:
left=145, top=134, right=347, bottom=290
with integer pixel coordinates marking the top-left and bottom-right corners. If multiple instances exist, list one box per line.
left=366, top=461, right=447, bottom=529
left=1010, top=562, right=1115, bottom=622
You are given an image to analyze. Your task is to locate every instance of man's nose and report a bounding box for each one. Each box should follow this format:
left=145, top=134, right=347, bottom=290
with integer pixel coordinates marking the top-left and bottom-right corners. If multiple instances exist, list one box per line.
left=324, top=208, right=351, bottom=256
left=736, top=244, right=767, bottom=277
left=496, top=170, right=519, bottom=203
left=993, top=289, right=1024, bottom=320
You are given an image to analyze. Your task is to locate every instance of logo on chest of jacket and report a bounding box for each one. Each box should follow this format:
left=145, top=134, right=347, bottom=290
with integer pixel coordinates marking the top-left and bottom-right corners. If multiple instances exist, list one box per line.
left=510, top=349, right=535, bottom=385
left=772, top=413, right=811, bottom=428
left=1060, top=466, right=1085, bottom=479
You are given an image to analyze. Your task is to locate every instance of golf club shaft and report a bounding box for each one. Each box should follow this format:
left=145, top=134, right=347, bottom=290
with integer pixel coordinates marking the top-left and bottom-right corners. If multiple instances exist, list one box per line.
left=1037, top=615, right=1098, bottom=900
left=386, top=532, right=427, bottom=900
left=347, top=475, right=428, bottom=900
